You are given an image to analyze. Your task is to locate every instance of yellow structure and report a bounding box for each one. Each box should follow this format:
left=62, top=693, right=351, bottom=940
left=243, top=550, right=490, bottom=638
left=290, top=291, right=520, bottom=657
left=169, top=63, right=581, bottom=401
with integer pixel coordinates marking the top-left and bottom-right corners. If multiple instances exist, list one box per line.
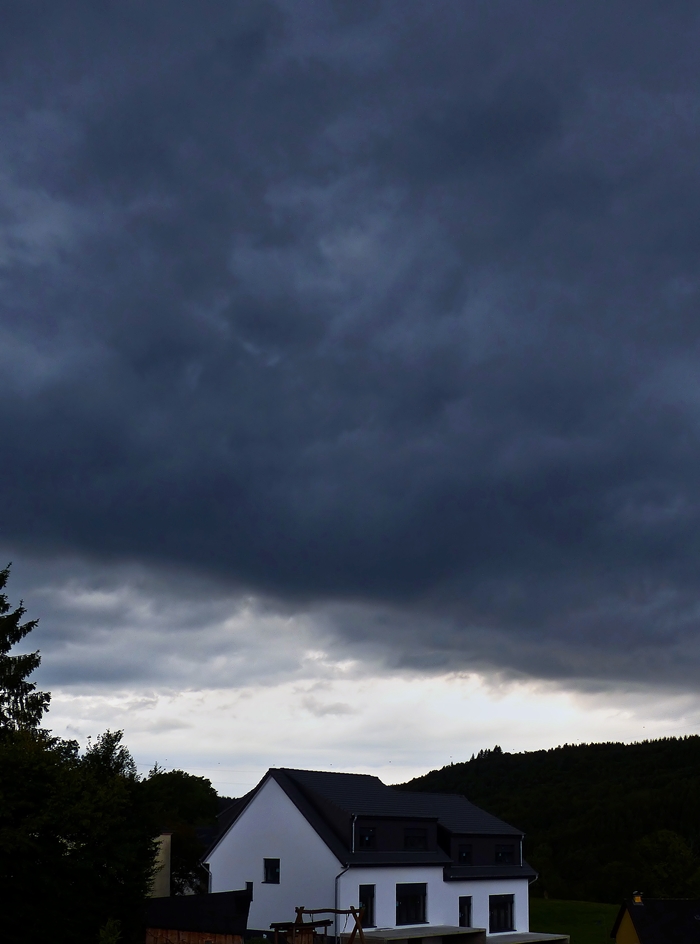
left=614, top=908, right=640, bottom=944
left=610, top=895, right=700, bottom=944
left=150, top=832, right=172, bottom=898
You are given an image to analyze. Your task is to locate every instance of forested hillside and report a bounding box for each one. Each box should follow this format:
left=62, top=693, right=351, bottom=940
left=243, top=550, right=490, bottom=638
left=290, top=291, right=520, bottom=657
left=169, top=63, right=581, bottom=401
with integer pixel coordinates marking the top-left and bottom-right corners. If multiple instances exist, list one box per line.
left=399, top=738, right=700, bottom=903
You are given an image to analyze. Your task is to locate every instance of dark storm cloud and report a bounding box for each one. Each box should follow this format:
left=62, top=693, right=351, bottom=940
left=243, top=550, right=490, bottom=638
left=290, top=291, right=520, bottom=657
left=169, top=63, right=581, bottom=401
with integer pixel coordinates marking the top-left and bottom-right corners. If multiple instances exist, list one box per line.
left=3, top=0, right=700, bottom=685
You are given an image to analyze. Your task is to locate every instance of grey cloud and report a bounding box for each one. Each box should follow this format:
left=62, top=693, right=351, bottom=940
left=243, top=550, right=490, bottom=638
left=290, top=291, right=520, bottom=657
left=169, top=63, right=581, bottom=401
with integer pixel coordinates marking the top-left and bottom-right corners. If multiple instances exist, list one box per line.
left=2, top=1, right=700, bottom=688
left=300, top=696, right=355, bottom=717
left=10, top=556, right=358, bottom=690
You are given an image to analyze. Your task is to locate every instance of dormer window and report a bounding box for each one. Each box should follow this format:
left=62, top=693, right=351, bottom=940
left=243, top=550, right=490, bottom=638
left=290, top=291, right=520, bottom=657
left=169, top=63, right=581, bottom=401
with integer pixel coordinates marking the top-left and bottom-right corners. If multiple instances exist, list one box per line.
left=458, top=843, right=472, bottom=864
left=358, top=826, right=376, bottom=849
left=495, top=843, right=515, bottom=864
left=404, top=827, right=428, bottom=851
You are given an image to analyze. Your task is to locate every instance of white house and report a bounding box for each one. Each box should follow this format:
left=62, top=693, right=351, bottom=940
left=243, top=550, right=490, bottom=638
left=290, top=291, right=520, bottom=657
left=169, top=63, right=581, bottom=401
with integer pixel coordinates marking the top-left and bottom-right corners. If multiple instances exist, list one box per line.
left=203, top=768, right=541, bottom=941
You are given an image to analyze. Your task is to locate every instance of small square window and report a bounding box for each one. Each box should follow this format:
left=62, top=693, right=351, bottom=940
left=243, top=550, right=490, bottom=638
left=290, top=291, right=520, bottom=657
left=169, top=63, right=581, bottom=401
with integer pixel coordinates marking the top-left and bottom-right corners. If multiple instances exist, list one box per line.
left=404, top=827, right=428, bottom=851
left=495, top=844, right=515, bottom=864
left=358, top=826, right=376, bottom=849
left=458, top=843, right=472, bottom=864
left=263, top=858, right=280, bottom=884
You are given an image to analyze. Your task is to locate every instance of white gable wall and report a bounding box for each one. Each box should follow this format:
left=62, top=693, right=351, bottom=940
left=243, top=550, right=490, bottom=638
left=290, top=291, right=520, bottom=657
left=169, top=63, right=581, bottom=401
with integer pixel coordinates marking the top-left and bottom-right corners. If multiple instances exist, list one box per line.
left=205, top=777, right=343, bottom=930
left=338, top=868, right=529, bottom=932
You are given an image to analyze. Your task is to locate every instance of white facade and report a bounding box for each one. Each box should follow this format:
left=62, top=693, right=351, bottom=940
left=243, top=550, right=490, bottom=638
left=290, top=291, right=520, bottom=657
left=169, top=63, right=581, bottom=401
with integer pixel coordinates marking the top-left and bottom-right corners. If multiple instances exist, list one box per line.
left=206, top=776, right=343, bottom=930
left=205, top=775, right=531, bottom=935
left=338, top=868, right=529, bottom=933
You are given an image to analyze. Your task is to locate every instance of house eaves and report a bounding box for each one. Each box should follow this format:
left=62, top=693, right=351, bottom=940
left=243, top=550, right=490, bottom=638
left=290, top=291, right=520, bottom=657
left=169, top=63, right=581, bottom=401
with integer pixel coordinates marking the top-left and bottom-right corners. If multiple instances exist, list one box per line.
left=443, top=862, right=538, bottom=881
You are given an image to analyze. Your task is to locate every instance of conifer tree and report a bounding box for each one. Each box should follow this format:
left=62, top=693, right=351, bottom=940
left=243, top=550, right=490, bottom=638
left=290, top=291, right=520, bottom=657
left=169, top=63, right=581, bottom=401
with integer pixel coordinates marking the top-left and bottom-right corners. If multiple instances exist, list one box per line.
left=0, top=564, right=50, bottom=730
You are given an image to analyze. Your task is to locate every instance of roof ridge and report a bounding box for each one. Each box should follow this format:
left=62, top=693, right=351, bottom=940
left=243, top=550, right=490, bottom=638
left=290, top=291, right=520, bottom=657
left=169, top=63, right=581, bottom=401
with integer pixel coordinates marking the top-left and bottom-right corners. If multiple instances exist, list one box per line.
left=397, top=788, right=471, bottom=798
left=277, top=766, right=384, bottom=779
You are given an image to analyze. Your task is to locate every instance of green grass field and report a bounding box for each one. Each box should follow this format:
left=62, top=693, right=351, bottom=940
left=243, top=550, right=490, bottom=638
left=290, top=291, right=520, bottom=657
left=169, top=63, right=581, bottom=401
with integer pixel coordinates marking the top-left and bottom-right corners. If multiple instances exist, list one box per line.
left=529, top=899, right=620, bottom=944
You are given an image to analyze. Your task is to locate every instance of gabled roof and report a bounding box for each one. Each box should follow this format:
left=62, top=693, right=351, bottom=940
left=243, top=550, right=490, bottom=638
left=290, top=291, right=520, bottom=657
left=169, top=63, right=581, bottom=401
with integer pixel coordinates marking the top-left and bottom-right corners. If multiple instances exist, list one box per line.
left=203, top=766, right=523, bottom=865
left=280, top=767, right=523, bottom=834
left=392, top=790, right=523, bottom=836
left=217, top=790, right=255, bottom=835
left=272, top=768, right=351, bottom=862
left=279, top=768, right=419, bottom=818
left=611, top=900, right=700, bottom=944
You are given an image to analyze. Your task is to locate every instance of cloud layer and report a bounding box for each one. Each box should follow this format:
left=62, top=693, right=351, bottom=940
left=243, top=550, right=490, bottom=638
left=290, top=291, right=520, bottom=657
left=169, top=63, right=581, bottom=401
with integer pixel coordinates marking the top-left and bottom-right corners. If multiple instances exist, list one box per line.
left=3, top=1, right=700, bottom=688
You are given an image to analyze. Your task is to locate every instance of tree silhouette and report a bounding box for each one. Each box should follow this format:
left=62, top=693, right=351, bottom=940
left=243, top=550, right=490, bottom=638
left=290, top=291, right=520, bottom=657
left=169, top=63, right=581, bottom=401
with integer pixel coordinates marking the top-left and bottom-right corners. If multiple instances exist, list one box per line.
left=0, top=564, right=50, bottom=730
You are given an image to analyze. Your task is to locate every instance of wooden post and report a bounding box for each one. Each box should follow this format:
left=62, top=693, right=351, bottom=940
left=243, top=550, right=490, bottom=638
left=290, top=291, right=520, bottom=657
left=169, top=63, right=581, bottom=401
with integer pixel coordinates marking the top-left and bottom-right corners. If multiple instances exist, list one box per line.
left=347, top=907, right=366, bottom=944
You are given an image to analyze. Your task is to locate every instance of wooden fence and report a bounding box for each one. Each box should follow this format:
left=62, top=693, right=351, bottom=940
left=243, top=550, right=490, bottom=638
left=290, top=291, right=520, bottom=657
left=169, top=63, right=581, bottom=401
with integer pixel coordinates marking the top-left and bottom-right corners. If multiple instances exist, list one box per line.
left=145, top=930, right=244, bottom=944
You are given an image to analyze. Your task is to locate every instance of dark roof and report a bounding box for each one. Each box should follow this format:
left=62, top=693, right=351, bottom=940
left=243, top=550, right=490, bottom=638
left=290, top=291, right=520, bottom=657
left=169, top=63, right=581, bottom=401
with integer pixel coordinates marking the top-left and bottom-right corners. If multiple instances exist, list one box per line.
left=146, top=889, right=251, bottom=935
left=216, top=790, right=254, bottom=836
left=280, top=768, right=416, bottom=817
left=272, top=768, right=350, bottom=862
left=196, top=797, right=242, bottom=850
left=612, top=899, right=700, bottom=944
left=202, top=790, right=257, bottom=862
left=204, top=767, right=524, bottom=866
left=279, top=768, right=522, bottom=834
left=218, top=795, right=238, bottom=814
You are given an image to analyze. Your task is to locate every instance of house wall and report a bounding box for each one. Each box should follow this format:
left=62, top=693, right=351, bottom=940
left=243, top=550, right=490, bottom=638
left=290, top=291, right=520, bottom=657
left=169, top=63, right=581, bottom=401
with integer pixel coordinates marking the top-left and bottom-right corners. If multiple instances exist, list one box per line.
left=338, top=869, right=529, bottom=933
left=204, top=777, right=343, bottom=931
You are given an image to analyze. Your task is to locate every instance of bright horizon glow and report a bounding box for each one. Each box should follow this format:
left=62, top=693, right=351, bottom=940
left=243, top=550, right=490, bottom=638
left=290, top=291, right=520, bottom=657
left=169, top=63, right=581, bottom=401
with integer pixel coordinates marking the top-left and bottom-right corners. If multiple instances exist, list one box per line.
left=45, top=672, right=700, bottom=795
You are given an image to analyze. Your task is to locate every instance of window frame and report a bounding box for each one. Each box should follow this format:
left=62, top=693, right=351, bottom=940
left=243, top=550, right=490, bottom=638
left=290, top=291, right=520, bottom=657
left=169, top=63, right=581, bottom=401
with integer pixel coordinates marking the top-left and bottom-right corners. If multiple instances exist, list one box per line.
left=489, top=894, right=515, bottom=933
left=263, top=858, right=280, bottom=884
left=459, top=896, right=472, bottom=928
left=403, top=827, right=429, bottom=851
left=396, top=882, right=427, bottom=926
left=458, top=842, right=473, bottom=864
left=357, top=825, right=377, bottom=850
left=359, top=884, right=376, bottom=928
left=495, top=843, right=515, bottom=864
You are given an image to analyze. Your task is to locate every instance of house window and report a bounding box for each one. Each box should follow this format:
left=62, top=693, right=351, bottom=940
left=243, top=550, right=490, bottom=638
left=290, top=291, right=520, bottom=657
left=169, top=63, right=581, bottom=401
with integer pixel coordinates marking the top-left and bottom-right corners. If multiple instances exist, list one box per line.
left=458, top=843, right=472, bottom=864
left=404, top=827, right=428, bottom=851
left=459, top=896, right=472, bottom=928
left=495, top=844, right=515, bottom=864
left=358, top=826, right=376, bottom=849
left=263, top=858, right=280, bottom=884
left=396, top=883, right=427, bottom=925
left=489, top=894, right=514, bottom=932
left=359, top=885, right=376, bottom=927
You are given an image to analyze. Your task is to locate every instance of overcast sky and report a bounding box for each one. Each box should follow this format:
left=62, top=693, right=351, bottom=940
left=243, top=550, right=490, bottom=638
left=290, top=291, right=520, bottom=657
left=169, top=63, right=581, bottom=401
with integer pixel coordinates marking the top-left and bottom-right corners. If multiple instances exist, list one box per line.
left=4, top=0, right=700, bottom=792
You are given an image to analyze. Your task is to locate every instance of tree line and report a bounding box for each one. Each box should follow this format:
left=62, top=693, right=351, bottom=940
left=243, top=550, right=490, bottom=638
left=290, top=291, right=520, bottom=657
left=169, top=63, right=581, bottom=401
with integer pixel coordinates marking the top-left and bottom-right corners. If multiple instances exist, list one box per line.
left=0, top=565, right=221, bottom=942
left=399, top=740, right=700, bottom=903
